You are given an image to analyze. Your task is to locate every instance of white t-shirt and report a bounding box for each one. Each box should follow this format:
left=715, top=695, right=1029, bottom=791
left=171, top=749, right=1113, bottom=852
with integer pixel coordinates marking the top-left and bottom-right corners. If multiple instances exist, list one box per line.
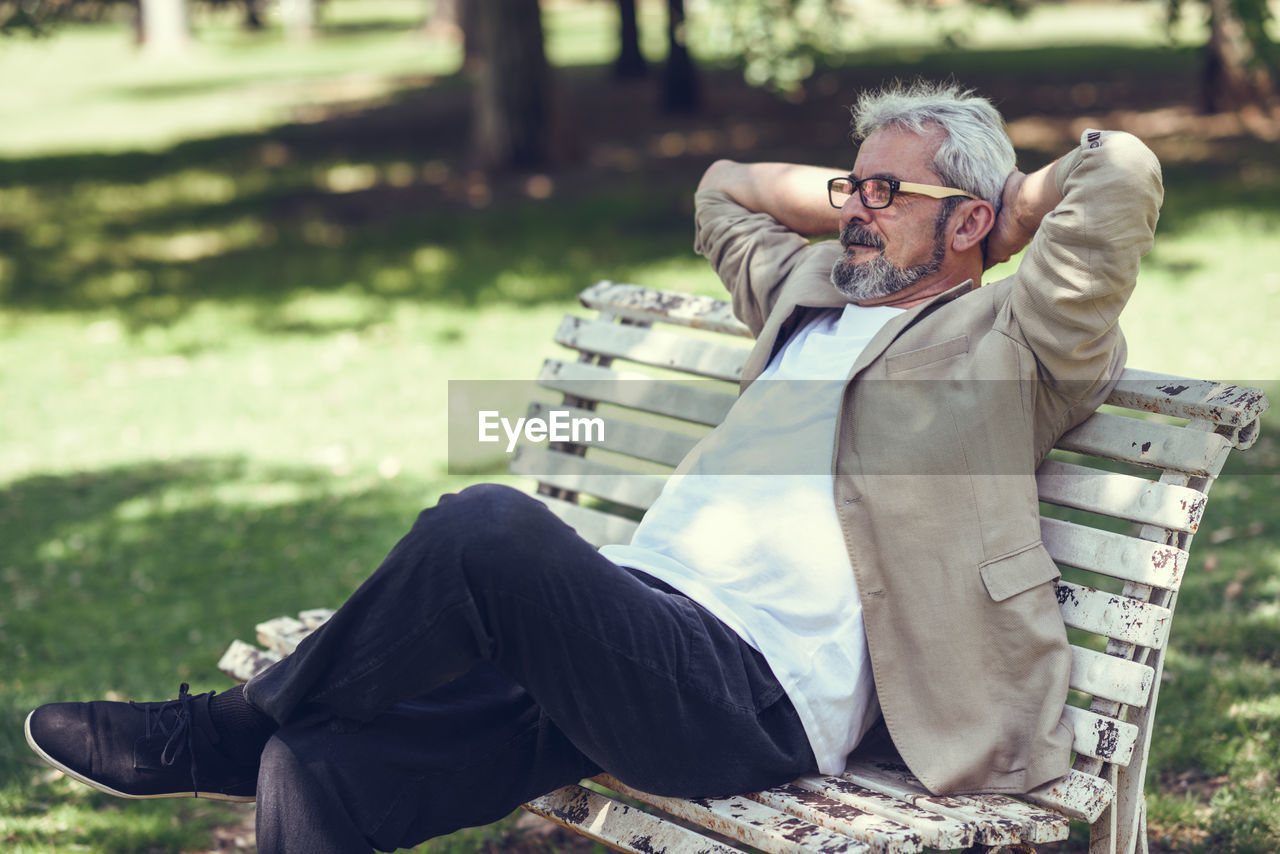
left=601, top=302, right=903, bottom=774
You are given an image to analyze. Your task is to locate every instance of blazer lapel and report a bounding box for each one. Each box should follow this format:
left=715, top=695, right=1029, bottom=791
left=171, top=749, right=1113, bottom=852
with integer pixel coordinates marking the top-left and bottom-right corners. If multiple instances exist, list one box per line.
left=741, top=278, right=978, bottom=387
left=842, top=282, right=972, bottom=380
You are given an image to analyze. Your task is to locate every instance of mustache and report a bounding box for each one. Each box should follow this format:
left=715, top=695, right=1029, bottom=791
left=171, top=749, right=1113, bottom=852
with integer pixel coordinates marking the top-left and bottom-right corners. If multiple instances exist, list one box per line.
left=839, top=223, right=884, bottom=250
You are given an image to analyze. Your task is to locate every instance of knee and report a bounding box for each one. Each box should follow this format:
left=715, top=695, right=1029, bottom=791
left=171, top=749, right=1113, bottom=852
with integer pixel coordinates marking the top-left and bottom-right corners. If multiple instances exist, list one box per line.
left=428, top=483, right=548, bottom=548
left=440, top=483, right=536, bottom=516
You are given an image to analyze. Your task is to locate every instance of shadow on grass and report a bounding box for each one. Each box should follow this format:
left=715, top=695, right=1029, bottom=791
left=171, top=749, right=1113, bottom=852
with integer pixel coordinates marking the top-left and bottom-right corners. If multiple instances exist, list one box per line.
left=0, top=457, right=469, bottom=792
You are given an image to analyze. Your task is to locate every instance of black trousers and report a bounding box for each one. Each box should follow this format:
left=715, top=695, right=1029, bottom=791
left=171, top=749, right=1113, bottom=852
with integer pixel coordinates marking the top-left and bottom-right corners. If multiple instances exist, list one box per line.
left=243, top=484, right=816, bottom=853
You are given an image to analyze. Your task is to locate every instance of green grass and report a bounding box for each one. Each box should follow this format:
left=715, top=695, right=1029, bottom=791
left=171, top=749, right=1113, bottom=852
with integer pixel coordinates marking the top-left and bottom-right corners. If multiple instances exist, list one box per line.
left=2, top=0, right=1279, bottom=851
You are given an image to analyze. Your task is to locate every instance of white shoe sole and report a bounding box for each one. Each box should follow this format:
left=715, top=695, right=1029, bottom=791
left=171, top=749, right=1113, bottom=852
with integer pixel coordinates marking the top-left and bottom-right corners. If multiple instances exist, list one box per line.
left=24, top=710, right=255, bottom=803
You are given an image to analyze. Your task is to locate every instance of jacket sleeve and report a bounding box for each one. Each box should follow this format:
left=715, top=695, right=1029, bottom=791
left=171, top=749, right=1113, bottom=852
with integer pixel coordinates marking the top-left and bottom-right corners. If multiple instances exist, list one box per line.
left=693, top=188, right=821, bottom=336
left=1003, top=129, right=1163, bottom=392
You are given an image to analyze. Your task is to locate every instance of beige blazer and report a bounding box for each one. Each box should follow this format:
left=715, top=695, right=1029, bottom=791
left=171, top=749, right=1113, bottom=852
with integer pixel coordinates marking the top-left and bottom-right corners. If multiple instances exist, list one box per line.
left=693, top=130, right=1163, bottom=794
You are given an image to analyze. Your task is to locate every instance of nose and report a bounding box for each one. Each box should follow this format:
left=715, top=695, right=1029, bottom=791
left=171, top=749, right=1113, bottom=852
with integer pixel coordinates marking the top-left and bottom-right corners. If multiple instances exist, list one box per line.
left=838, top=190, right=871, bottom=230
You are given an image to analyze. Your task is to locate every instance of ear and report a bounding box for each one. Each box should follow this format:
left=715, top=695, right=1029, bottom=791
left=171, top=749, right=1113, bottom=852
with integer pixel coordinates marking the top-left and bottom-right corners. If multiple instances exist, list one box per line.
left=949, top=200, right=996, bottom=254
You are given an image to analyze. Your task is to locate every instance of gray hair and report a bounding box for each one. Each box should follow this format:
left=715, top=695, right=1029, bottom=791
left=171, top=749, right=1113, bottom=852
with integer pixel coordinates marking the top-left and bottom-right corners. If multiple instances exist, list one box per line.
left=851, top=80, right=1014, bottom=208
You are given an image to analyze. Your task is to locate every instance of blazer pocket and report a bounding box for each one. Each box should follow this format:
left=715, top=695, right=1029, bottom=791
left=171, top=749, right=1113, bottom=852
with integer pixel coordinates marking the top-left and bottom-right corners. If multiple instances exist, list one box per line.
left=885, top=335, right=969, bottom=373
left=979, top=542, right=1060, bottom=602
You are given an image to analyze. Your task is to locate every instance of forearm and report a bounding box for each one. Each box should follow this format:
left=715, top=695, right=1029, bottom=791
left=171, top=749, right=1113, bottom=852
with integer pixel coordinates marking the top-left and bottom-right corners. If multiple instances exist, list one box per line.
left=698, top=160, right=843, bottom=237
left=985, top=158, right=1066, bottom=267
left=1009, top=159, right=1065, bottom=242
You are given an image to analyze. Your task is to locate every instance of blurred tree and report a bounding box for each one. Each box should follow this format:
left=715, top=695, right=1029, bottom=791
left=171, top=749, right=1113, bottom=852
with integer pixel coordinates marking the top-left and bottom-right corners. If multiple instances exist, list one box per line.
left=982, top=0, right=1275, bottom=112
left=278, top=0, right=315, bottom=42
left=698, top=0, right=1275, bottom=113
left=662, top=0, right=699, bottom=111
left=137, top=0, right=190, bottom=52
left=701, top=0, right=850, bottom=93
left=242, top=0, right=264, bottom=30
left=615, top=0, right=647, bottom=78
left=1195, top=0, right=1276, bottom=111
left=426, top=0, right=478, bottom=65
left=469, top=0, right=552, bottom=169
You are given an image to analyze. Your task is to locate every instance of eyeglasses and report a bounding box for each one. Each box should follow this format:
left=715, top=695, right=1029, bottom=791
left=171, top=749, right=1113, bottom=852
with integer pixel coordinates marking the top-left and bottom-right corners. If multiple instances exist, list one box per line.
left=827, top=176, right=977, bottom=210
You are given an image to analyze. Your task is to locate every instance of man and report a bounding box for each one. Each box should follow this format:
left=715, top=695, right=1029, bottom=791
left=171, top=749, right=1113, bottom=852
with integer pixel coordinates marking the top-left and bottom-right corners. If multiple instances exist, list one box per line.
left=25, top=81, right=1162, bottom=852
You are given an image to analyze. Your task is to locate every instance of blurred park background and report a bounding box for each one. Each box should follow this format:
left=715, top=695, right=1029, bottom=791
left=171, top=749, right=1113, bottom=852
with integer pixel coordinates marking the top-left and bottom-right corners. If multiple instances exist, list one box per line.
left=1, top=0, right=1278, bottom=851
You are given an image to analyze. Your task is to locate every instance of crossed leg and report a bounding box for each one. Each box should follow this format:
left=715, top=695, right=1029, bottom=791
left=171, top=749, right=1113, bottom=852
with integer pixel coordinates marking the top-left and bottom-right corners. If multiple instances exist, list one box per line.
left=246, top=484, right=816, bottom=852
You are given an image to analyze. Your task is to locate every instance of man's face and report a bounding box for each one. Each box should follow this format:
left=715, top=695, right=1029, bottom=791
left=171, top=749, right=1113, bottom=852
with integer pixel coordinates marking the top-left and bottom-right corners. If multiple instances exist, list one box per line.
left=830, top=125, right=957, bottom=303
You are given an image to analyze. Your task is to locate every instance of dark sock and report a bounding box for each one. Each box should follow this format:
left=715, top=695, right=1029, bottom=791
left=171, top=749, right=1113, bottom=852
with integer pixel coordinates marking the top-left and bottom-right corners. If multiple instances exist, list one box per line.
left=209, top=685, right=278, bottom=759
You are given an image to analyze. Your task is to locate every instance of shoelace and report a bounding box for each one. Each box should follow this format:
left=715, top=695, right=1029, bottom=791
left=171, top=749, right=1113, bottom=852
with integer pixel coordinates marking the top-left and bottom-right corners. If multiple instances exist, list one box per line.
left=132, top=682, right=201, bottom=796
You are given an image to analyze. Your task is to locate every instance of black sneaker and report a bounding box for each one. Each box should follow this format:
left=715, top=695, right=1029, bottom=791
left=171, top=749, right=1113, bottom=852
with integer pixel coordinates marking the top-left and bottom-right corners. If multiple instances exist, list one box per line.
left=24, top=683, right=257, bottom=802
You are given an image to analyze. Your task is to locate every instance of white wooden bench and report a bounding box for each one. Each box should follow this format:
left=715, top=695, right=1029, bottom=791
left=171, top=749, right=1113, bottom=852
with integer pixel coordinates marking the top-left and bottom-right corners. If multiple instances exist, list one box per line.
left=220, top=281, right=1269, bottom=854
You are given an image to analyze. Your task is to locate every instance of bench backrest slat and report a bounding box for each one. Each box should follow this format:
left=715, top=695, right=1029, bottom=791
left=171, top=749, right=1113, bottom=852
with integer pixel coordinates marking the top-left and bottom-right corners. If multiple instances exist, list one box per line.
left=1107, top=369, right=1268, bottom=438
left=532, top=493, right=641, bottom=547
left=525, top=401, right=701, bottom=467
left=1056, top=581, right=1171, bottom=649
left=579, top=281, right=753, bottom=338
left=1036, top=460, right=1207, bottom=534
left=1061, top=704, right=1139, bottom=765
left=512, top=446, right=666, bottom=511
left=1056, top=411, right=1232, bottom=475
left=1069, top=645, right=1155, bottom=708
left=539, top=359, right=736, bottom=426
left=555, top=316, right=749, bottom=382
left=1039, top=517, right=1185, bottom=590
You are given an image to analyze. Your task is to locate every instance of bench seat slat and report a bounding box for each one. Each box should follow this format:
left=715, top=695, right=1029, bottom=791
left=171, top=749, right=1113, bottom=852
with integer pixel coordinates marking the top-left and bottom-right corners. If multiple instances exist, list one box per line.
left=1040, top=516, right=1186, bottom=590
left=948, top=791, right=1073, bottom=844
left=836, top=761, right=1047, bottom=846
left=1055, top=410, right=1231, bottom=475
left=525, top=401, right=700, bottom=468
left=556, top=316, right=750, bottom=383
left=298, top=608, right=335, bottom=629
left=217, top=639, right=281, bottom=683
left=1036, top=459, right=1207, bottom=534
left=1060, top=705, right=1138, bottom=765
left=525, top=784, right=747, bottom=854
left=530, top=493, right=640, bottom=548
left=1057, top=581, right=1171, bottom=649
left=1069, top=644, right=1155, bottom=708
left=539, top=359, right=737, bottom=427
left=791, top=776, right=974, bottom=851
left=579, top=281, right=753, bottom=338
left=256, top=616, right=309, bottom=656
left=1022, top=768, right=1116, bottom=823
left=512, top=446, right=666, bottom=510
left=598, top=775, right=875, bottom=854
left=748, top=784, right=926, bottom=853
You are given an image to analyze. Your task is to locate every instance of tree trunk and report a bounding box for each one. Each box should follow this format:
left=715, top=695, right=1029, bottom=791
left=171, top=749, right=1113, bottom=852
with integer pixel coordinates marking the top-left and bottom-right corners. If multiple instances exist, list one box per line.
left=279, top=0, right=316, bottom=43
left=1202, top=0, right=1275, bottom=112
left=242, top=0, right=264, bottom=31
left=614, top=0, right=646, bottom=79
left=470, top=0, right=551, bottom=170
left=137, top=0, right=189, bottom=55
left=662, top=0, right=699, bottom=112
left=430, top=0, right=460, bottom=31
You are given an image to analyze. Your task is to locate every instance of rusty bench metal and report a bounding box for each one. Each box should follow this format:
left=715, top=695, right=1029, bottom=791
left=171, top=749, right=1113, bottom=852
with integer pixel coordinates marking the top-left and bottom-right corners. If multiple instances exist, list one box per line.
left=220, top=281, right=1269, bottom=854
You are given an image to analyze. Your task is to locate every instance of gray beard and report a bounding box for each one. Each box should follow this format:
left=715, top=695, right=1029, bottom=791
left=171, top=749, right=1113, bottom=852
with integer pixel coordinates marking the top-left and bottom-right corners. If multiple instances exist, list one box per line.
left=830, top=214, right=949, bottom=302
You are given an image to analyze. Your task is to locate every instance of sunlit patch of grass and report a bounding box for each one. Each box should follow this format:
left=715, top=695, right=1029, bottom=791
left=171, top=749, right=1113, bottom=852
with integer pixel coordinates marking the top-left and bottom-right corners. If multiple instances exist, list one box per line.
left=0, top=787, right=234, bottom=853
